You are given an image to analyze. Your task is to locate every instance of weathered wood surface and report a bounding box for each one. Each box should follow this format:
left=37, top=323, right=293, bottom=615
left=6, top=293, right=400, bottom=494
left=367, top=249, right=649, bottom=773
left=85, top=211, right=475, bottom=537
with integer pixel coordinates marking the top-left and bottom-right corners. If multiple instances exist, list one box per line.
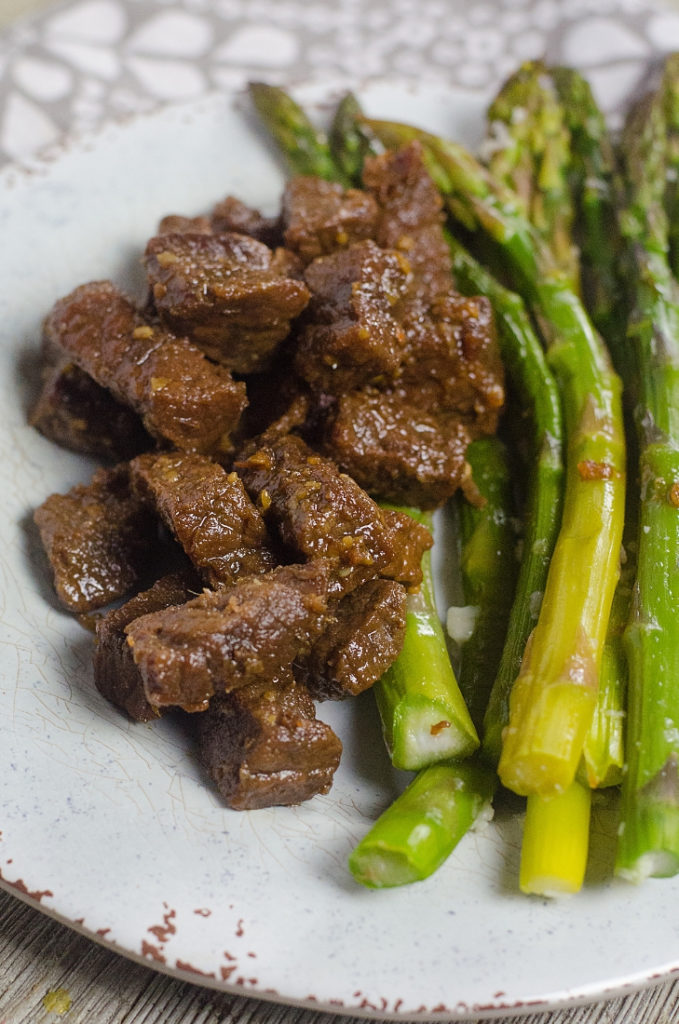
left=1, top=889, right=678, bottom=1024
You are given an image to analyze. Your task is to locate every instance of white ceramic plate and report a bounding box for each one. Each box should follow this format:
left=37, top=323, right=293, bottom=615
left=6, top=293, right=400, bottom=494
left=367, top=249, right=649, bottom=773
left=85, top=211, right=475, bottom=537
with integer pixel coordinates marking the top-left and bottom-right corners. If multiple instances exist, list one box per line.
left=1, top=78, right=679, bottom=1021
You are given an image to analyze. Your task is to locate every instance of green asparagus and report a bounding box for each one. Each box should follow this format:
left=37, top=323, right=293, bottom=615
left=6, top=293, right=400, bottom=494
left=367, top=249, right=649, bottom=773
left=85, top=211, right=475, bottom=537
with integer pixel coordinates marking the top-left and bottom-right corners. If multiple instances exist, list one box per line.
left=367, top=116, right=626, bottom=797
left=447, top=237, right=564, bottom=766
left=248, top=82, right=351, bottom=185
left=615, top=71, right=679, bottom=880
left=349, top=758, right=495, bottom=888
left=375, top=509, right=479, bottom=771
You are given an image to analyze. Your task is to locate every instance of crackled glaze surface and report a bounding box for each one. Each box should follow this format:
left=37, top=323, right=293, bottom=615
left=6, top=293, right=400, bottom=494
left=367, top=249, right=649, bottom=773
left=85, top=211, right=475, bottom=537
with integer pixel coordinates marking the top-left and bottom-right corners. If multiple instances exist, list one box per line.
left=2, top=75, right=679, bottom=1018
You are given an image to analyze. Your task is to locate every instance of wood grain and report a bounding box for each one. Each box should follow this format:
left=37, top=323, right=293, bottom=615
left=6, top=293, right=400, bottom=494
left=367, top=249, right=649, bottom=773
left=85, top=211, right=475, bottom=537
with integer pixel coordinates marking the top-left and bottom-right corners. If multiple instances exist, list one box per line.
left=1, top=888, right=678, bottom=1024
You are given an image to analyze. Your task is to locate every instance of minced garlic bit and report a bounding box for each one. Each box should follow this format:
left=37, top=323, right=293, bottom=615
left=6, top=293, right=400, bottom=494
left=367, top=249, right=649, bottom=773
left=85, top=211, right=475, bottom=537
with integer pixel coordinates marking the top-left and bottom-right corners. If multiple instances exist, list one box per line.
left=132, top=325, right=154, bottom=340
left=156, top=249, right=179, bottom=267
left=446, top=605, right=479, bottom=644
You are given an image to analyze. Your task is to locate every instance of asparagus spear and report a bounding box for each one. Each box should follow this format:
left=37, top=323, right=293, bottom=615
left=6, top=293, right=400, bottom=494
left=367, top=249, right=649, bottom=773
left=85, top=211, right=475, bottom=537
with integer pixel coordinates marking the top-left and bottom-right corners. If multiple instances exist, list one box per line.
left=519, top=779, right=592, bottom=896
left=349, top=758, right=495, bottom=888
left=329, top=91, right=381, bottom=187
left=447, top=237, right=564, bottom=765
left=248, top=82, right=351, bottom=185
left=452, top=437, right=518, bottom=732
left=614, top=76, right=679, bottom=880
left=549, top=66, right=629, bottom=353
left=484, top=61, right=580, bottom=291
left=661, top=54, right=679, bottom=281
left=375, top=509, right=479, bottom=771
left=366, top=117, right=626, bottom=797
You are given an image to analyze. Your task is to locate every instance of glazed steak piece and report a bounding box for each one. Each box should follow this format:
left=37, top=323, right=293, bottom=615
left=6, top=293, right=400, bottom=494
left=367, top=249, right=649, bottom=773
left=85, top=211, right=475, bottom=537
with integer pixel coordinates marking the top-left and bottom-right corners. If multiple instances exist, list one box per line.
left=236, top=433, right=432, bottom=595
left=363, top=139, right=453, bottom=303
left=196, top=672, right=342, bottom=810
left=30, top=359, right=151, bottom=461
left=144, top=232, right=310, bottom=373
left=296, top=578, right=407, bottom=700
left=210, top=195, right=282, bottom=248
left=44, top=280, right=247, bottom=455
left=282, top=176, right=379, bottom=264
left=125, top=561, right=332, bottom=713
left=34, top=464, right=156, bottom=613
left=295, top=240, right=409, bottom=394
left=129, top=451, right=276, bottom=588
left=94, top=571, right=199, bottom=722
left=326, top=388, right=471, bottom=509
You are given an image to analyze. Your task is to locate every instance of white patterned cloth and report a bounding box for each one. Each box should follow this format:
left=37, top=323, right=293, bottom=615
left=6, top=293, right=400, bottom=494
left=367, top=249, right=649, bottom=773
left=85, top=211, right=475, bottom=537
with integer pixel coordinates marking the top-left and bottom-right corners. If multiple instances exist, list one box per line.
left=1, top=0, right=679, bottom=166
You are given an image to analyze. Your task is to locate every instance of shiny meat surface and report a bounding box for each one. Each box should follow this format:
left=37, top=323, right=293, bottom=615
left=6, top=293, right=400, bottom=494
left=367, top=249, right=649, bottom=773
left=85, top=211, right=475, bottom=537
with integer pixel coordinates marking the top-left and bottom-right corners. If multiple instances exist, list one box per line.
left=145, top=232, right=309, bottom=373
left=125, top=561, right=332, bottom=712
left=44, top=280, right=247, bottom=455
left=195, top=673, right=342, bottom=809
left=130, top=451, right=276, bottom=588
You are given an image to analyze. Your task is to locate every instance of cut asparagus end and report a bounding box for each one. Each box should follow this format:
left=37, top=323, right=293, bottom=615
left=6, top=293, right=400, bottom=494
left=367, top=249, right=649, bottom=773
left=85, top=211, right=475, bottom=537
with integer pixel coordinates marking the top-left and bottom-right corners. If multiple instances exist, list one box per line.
left=389, top=695, right=479, bottom=771
left=616, top=757, right=679, bottom=881
left=349, top=760, right=495, bottom=888
left=520, top=780, right=592, bottom=896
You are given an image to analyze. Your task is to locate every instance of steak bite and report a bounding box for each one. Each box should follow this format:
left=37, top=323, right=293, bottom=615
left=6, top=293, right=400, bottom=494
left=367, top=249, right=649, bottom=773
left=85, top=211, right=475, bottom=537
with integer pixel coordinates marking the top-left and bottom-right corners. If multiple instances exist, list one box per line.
left=30, top=359, right=151, bottom=461
left=362, top=140, right=453, bottom=303
left=210, top=195, right=282, bottom=248
left=397, top=292, right=505, bottom=432
left=296, top=578, right=407, bottom=700
left=144, top=232, right=310, bottom=373
left=129, top=452, right=276, bottom=588
left=94, top=570, right=200, bottom=721
left=125, top=561, right=332, bottom=713
left=34, top=464, right=156, bottom=614
left=325, top=388, right=471, bottom=509
left=282, top=176, right=379, bottom=264
left=235, top=433, right=432, bottom=595
left=294, top=240, right=410, bottom=394
left=195, top=672, right=342, bottom=810
left=44, top=280, right=247, bottom=456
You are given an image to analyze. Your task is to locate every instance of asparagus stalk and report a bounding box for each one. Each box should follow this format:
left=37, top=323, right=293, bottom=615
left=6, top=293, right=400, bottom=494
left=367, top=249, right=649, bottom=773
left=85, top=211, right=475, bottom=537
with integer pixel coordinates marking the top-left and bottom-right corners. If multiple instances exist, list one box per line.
left=329, top=91, right=381, bottom=187
left=349, top=758, right=495, bottom=888
left=661, top=54, right=679, bottom=281
left=452, top=436, right=518, bottom=732
left=366, top=117, right=626, bottom=797
left=375, top=509, right=479, bottom=771
left=484, top=61, right=580, bottom=291
left=549, top=66, right=629, bottom=352
left=447, top=237, right=564, bottom=765
left=519, top=779, right=592, bottom=896
left=614, top=75, right=679, bottom=880
left=248, top=82, right=351, bottom=185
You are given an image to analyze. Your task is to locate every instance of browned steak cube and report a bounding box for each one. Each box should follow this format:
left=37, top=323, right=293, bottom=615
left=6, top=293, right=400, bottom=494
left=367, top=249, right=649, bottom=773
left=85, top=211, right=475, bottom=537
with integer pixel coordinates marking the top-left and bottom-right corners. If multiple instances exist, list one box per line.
left=210, top=195, right=282, bottom=248
left=195, top=672, right=342, bottom=809
left=398, top=293, right=505, bottom=432
left=94, top=571, right=200, bottom=721
left=297, top=578, right=407, bottom=700
left=129, top=451, right=276, bottom=588
left=44, top=280, right=247, bottom=456
left=326, top=388, right=471, bottom=509
left=362, top=141, right=452, bottom=303
left=157, top=214, right=213, bottom=235
left=236, top=433, right=429, bottom=595
left=145, top=232, right=310, bottom=373
left=294, top=240, right=409, bottom=394
left=282, top=177, right=379, bottom=264
left=30, top=359, right=151, bottom=461
left=34, top=464, right=156, bottom=613
left=125, top=561, right=332, bottom=712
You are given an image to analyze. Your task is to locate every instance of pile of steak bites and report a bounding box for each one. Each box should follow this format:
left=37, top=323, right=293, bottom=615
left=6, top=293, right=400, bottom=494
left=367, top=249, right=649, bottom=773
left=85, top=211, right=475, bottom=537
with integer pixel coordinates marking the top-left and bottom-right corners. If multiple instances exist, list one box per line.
left=31, top=141, right=504, bottom=811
